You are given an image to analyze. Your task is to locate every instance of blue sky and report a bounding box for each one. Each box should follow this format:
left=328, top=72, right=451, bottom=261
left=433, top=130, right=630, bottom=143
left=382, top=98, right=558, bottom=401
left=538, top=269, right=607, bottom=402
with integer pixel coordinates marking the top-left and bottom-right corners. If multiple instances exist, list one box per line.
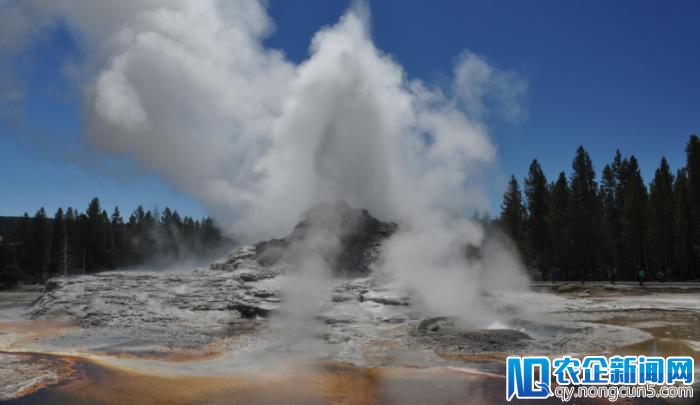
left=1, top=0, right=699, bottom=218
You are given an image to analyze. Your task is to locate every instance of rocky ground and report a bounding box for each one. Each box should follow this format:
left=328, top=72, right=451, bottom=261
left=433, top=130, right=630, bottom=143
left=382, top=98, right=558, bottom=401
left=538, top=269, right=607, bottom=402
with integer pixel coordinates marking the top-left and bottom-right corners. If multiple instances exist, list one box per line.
left=2, top=266, right=699, bottom=401
left=13, top=248, right=659, bottom=366
left=1, top=205, right=699, bottom=401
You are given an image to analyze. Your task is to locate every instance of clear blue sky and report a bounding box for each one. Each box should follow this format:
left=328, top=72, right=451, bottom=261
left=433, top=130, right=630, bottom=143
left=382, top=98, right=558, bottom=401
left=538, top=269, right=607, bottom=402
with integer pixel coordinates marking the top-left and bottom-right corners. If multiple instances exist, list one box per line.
left=1, top=0, right=698, bottom=218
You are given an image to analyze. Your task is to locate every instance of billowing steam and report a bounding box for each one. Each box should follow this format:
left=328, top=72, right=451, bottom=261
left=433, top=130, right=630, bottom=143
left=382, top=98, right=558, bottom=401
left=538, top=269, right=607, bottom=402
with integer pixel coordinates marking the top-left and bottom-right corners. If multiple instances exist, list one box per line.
left=1, top=0, right=529, bottom=319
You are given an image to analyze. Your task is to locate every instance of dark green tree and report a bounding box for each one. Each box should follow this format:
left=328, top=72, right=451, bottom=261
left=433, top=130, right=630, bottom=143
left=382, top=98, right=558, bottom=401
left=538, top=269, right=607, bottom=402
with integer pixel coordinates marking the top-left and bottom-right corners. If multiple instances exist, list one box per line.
left=85, top=198, right=104, bottom=272
left=499, top=175, right=526, bottom=259
left=619, top=156, right=648, bottom=279
left=674, top=169, right=694, bottom=280
left=126, top=206, right=147, bottom=265
left=30, top=208, right=51, bottom=282
left=160, top=207, right=182, bottom=258
left=49, top=208, right=69, bottom=277
left=2, top=197, right=230, bottom=287
left=548, top=172, right=572, bottom=280
left=100, top=209, right=111, bottom=267
left=0, top=242, right=22, bottom=288
left=15, top=213, right=32, bottom=275
left=142, top=209, right=157, bottom=260
left=523, top=159, right=551, bottom=278
left=109, top=207, right=127, bottom=268
left=648, top=157, right=675, bottom=277
left=569, top=146, right=601, bottom=281
left=182, top=216, right=197, bottom=253
left=201, top=217, right=223, bottom=251
left=65, top=207, right=82, bottom=274
left=611, top=150, right=630, bottom=275
left=600, top=164, right=619, bottom=281
left=684, top=134, right=700, bottom=271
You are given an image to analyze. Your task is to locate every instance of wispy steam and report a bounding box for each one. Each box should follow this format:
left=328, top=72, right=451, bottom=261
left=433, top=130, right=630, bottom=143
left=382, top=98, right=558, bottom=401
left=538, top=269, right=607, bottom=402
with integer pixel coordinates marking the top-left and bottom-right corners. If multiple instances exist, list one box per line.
left=1, top=0, right=529, bottom=319
left=453, top=51, right=529, bottom=123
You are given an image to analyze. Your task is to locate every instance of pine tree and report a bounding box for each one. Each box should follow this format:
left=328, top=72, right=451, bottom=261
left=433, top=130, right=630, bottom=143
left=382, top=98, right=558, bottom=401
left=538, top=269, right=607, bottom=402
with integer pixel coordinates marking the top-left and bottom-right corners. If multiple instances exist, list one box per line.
left=569, top=146, right=601, bottom=281
left=110, top=207, right=126, bottom=268
left=30, top=208, right=51, bottom=282
left=499, top=175, right=526, bottom=259
left=201, top=217, right=223, bottom=248
left=674, top=169, right=694, bottom=280
left=648, top=157, right=675, bottom=278
left=160, top=207, right=180, bottom=258
left=170, top=210, right=183, bottom=258
left=100, top=209, right=111, bottom=268
left=134, top=206, right=146, bottom=224
left=182, top=216, right=197, bottom=253
left=65, top=207, right=80, bottom=274
left=523, top=159, right=551, bottom=278
left=15, top=213, right=32, bottom=277
left=619, top=156, right=648, bottom=279
left=611, top=150, right=629, bottom=276
left=49, top=208, right=68, bottom=277
left=684, top=134, right=700, bottom=272
left=142, top=209, right=157, bottom=259
left=2, top=197, right=230, bottom=284
left=548, top=172, right=572, bottom=280
left=83, top=197, right=109, bottom=273
left=600, top=164, right=619, bottom=281
left=0, top=242, right=21, bottom=288
left=126, top=206, right=147, bottom=265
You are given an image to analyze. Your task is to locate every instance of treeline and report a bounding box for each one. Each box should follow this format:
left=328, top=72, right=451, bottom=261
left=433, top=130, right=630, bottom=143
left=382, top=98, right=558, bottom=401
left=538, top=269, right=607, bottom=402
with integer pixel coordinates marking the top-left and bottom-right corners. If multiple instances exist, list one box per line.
left=497, top=134, right=700, bottom=282
left=0, top=197, right=230, bottom=287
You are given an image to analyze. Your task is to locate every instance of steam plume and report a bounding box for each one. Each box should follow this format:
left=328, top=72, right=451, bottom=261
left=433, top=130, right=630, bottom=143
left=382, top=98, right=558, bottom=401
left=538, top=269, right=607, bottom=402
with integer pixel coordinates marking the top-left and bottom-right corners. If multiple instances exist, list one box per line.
left=1, top=0, right=529, bottom=319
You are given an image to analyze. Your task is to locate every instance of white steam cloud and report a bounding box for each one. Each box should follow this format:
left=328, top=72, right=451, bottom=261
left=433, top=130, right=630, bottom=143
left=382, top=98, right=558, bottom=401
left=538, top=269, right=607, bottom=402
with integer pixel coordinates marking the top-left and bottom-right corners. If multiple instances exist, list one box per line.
left=1, top=0, right=529, bottom=319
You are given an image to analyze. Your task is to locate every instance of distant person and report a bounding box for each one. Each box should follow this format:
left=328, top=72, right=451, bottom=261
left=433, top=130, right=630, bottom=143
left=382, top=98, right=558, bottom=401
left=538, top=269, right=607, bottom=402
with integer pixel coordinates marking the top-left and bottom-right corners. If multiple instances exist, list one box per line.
left=657, top=271, right=665, bottom=283
left=639, top=269, right=646, bottom=286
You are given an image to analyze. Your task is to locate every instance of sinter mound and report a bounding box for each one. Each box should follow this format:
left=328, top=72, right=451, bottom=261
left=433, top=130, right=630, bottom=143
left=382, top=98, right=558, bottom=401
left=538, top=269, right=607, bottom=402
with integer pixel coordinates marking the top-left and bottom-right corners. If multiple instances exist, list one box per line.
left=253, top=202, right=397, bottom=276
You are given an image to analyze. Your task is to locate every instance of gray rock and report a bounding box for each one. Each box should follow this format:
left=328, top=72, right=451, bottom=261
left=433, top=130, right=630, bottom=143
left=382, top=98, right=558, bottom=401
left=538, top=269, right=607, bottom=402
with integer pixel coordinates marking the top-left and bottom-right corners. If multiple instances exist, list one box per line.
left=254, top=202, right=397, bottom=276
left=361, top=291, right=410, bottom=306
left=411, top=317, right=533, bottom=353
left=28, top=270, right=278, bottom=350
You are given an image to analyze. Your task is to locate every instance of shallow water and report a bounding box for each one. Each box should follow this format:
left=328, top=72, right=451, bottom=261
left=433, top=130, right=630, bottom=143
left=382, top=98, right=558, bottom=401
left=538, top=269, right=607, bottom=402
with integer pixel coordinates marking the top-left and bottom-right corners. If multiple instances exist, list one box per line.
left=600, top=309, right=700, bottom=363
left=8, top=355, right=696, bottom=404
left=6, top=357, right=516, bottom=404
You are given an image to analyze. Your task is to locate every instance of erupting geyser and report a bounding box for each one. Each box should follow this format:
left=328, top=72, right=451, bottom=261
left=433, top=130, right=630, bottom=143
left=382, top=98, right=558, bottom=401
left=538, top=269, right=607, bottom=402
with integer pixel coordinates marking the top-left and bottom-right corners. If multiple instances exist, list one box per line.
left=2, top=2, right=699, bottom=404
left=1, top=0, right=529, bottom=319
